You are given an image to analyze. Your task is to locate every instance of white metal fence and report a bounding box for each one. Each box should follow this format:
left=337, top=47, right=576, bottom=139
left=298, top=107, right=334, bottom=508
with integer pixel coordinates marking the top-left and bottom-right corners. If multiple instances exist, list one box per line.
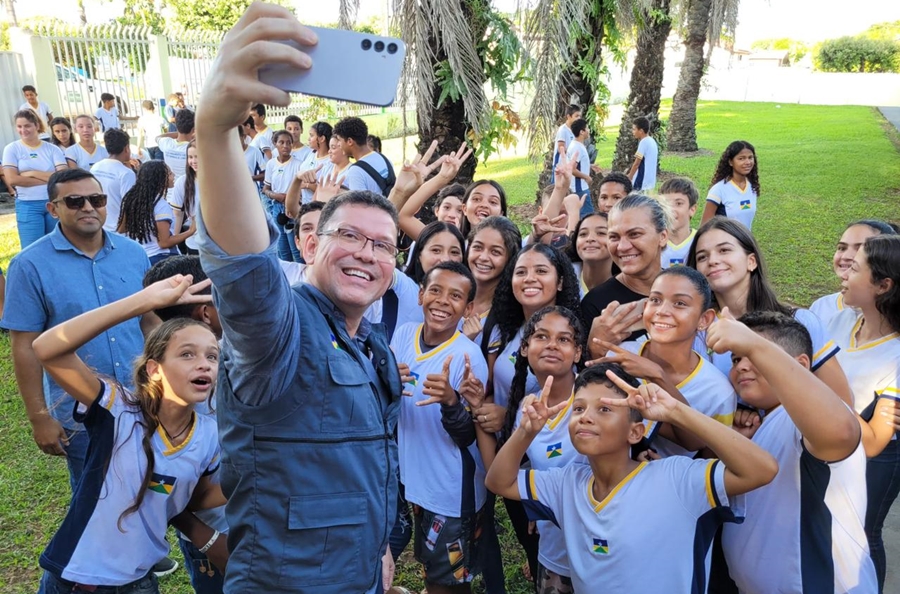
left=9, top=23, right=410, bottom=138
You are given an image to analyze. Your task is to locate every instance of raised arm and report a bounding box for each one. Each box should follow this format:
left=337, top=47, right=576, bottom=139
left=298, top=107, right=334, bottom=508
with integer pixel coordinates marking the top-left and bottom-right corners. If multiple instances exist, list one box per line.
left=397, top=142, right=471, bottom=241
left=195, top=5, right=316, bottom=255
left=707, top=312, right=861, bottom=462
left=32, top=275, right=211, bottom=407
left=603, top=371, right=777, bottom=497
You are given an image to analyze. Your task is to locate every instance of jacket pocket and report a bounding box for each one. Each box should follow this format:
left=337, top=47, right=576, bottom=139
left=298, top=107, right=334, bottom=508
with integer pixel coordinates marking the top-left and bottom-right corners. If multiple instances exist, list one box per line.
left=321, top=355, right=382, bottom=433
left=279, top=492, right=369, bottom=587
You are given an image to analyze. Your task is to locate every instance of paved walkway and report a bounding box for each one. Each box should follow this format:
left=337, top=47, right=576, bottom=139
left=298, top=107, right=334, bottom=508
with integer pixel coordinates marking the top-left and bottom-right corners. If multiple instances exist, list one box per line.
left=879, top=106, right=900, bottom=133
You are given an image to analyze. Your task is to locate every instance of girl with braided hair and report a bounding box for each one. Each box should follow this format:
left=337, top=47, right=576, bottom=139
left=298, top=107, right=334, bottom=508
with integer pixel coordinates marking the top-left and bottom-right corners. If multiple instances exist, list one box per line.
left=118, top=161, right=194, bottom=264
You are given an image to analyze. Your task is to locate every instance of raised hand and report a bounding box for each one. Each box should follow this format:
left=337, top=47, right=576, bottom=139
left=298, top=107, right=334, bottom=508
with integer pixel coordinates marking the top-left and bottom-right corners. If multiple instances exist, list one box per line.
left=732, top=407, right=762, bottom=440
left=419, top=355, right=457, bottom=407
left=458, top=353, right=485, bottom=409
left=393, top=140, right=442, bottom=198
left=461, top=315, right=484, bottom=341
left=518, top=376, right=568, bottom=436
left=197, top=3, right=318, bottom=131
left=531, top=212, right=568, bottom=244
left=589, top=339, right=664, bottom=383
left=553, top=150, right=575, bottom=191
left=398, top=362, right=415, bottom=397
left=601, top=369, right=680, bottom=423
left=144, top=274, right=213, bottom=311
left=587, top=299, right=647, bottom=357
left=315, top=167, right=343, bottom=203
left=436, top=142, right=474, bottom=182
left=705, top=307, right=760, bottom=358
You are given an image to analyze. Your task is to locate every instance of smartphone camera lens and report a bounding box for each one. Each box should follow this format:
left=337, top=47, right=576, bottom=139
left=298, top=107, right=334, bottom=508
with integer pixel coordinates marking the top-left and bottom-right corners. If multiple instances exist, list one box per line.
left=387, top=43, right=398, bottom=55
left=373, top=41, right=385, bottom=52
left=361, top=39, right=372, bottom=51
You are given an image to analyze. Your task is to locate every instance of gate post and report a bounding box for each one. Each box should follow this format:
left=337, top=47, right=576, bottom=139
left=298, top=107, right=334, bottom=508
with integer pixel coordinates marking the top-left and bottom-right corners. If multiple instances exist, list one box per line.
left=10, top=27, right=60, bottom=116
left=146, top=33, right=173, bottom=103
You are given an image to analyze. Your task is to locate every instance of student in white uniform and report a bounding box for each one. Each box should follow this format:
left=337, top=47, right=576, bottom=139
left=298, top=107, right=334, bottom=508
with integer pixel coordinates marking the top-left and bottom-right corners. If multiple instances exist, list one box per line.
left=486, top=361, right=776, bottom=594
left=566, top=212, right=612, bottom=297
left=566, top=119, right=593, bottom=219
left=687, top=216, right=853, bottom=406
left=66, top=115, right=109, bottom=170
left=627, top=116, right=658, bottom=192
left=262, top=130, right=303, bottom=262
left=20, top=84, right=53, bottom=135
left=31, top=274, right=226, bottom=594
left=552, top=105, right=581, bottom=183
left=659, top=177, right=699, bottom=268
left=718, top=311, right=877, bottom=594
left=603, top=267, right=736, bottom=459
left=248, top=104, right=273, bottom=160
left=238, top=126, right=267, bottom=198
left=94, top=93, right=120, bottom=132
left=701, top=140, right=760, bottom=230
left=391, top=262, right=489, bottom=592
left=811, top=219, right=897, bottom=326
left=136, top=100, right=167, bottom=161
left=484, top=306, right=588, bottom=594
left=90, top=129, right=136, bottom=233
left=827, top=234, right=900, bottom=592
left=333, top=116, right=396, bottom=197
left=297, top=121, right=331, bottom=203
left=169, top=140, right=200, bottom=254
left=284, top=115, right=312, bottom=164
left=155, top=109, right=195, bottom=179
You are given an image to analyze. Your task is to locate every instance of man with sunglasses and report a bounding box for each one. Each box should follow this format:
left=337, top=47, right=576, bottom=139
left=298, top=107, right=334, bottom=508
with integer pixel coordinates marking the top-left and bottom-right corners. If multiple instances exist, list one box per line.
left=192, top=6, right=404, bottom=592
left=1, top=168, right=152, bottom=491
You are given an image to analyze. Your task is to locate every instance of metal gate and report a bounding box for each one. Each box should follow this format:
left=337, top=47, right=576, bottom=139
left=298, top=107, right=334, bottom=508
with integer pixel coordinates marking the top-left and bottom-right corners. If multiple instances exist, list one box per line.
left=35, top=22, right=152, bottom=120
left=165, top=27, right=222, bottom=110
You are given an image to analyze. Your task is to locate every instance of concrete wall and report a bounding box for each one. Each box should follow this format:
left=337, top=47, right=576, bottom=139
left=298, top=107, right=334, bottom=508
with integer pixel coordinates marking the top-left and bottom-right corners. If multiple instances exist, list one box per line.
left=0, top=52, right=28, bottom=147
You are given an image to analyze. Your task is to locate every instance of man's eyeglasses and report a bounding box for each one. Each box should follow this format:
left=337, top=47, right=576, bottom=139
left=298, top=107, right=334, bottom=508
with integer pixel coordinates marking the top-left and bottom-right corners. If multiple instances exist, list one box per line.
left=318, top=227, right=402, bottom=263
left=52, top=194, right=108, bottom=210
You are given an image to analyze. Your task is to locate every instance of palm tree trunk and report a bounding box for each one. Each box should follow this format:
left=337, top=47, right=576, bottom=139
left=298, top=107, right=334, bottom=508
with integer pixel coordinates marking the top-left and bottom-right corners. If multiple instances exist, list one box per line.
left=416, top=0, right=489, bottom=185
left=666, top=0, right=711, bottom=152
left=3, top=0, right=17, bottom=26
left=611, top=0, right=672, bottom=172
left=76, top=0, right=88, bottom=25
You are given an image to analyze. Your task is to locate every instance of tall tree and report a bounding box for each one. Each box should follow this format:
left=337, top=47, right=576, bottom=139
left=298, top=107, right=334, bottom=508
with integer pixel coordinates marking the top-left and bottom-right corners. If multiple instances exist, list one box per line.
left=76, top=0, right=87, bottom=25
left=611, top=0, right=672, bottom=172
left=666, top=0, right=737, bottom=151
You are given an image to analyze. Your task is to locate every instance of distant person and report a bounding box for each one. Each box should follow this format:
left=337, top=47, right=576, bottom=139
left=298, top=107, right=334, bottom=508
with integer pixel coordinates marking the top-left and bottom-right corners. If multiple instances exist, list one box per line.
left=552, top=104, right=582, bottom=183
left=334, top=116, right=396, bottom=197
left=284, top=114, right=311, bottom=162
left=156, top=108, right=195, bottom=179
left=627, top=116, right=658, bottom=192
left=48, top=117, right=75, bottom=149
left=596, top=172, right=631, bottom=215
left=566, top=118, right=593, bottom=219
left=164, top=92, right=180, bottom=132
left=1, top=168, right=150, bottom=491
left=367, top=134, right=382, bottom=153
left=659, top=177, right=699, bottom=268
left=137, top=100, right=167, bottom=161
left=249, top=104, right=273, bottom=160
left=95, top=93, right=121, bottom=132
left=20, top=85, right=53, bottom=138
left=701, top=140, right=760, bottom=230
left=2, top=109, right=68, bottom=247
left=66, top=115, right=109, bottom=170
left=91, top=128, right=137, bottom=233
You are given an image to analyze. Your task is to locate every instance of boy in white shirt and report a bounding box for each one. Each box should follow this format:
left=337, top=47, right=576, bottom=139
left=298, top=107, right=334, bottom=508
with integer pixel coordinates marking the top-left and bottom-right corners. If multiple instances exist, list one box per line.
left=156, top=109, right=195, bottom=179
left=486, top=361, right=777, bottom=594
left=334, top=116, right=396, bottom=197
left=627, top=116, right=658, bottom=192
left=20, top=85, right=53, bottom=136
left=391, top=261, right=490, bottom=593
left=716, top=310, right=877, bottom=594
left=249, top=104, right=273, bottom=160
left=552, top=105, right=581, bottom=183
left=566, top=118, right=593, bottom=220
left=90, top=128, right=136, bottom=232
left=659, top=177, right=699, bottom=267
left=136, top=100, right=167, bottom=161
left=94, top=93, right=120, bottom=132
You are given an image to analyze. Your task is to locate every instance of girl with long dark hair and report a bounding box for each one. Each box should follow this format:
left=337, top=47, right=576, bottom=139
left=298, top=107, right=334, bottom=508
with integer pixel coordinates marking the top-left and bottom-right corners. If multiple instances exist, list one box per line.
left=700, top=140, right=761, bottom=230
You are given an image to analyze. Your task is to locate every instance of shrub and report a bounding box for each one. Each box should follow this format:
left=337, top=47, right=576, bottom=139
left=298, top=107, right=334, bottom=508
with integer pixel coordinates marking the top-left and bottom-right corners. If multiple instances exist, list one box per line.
left=815, top=36, right=900, bottom=73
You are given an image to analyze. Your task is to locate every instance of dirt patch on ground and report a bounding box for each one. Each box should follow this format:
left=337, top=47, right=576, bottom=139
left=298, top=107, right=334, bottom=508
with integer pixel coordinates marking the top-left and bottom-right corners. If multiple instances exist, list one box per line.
left=663, top=148, right=716, bottom=159
left=509, top=202, right=538, bottom=228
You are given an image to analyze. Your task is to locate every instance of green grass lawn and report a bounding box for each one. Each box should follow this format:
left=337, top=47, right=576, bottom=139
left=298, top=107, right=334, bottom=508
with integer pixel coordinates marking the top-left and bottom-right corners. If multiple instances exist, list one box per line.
left=0, top=100, right=898, bottom=592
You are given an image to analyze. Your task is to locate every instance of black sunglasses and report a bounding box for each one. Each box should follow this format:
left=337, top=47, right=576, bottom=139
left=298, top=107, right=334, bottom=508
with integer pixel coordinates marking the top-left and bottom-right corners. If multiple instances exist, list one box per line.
left=53, top=194, right=108, bottom=210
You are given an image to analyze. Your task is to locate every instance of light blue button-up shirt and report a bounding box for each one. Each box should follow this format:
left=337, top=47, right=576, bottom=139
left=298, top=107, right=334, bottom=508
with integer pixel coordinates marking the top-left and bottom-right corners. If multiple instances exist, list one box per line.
left=1, top=224, right=150, bottom=428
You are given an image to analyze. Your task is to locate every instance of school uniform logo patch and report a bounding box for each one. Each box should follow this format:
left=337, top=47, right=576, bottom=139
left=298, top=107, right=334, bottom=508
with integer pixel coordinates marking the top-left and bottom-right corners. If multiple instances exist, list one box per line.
left=546, top=442, right=563, bottom=459
left=740, top=199, right=751, bottom=210
left=408, top=371, right=420, bottom=386
left=330, top=333, right=341, bottom=350
left=592, top=538, right=609, bottom=554
left=669, top=258, right=684, bottom=267
left=508, top=354, right=517, bottom=365
left=149, top=472, right=177, bottom=495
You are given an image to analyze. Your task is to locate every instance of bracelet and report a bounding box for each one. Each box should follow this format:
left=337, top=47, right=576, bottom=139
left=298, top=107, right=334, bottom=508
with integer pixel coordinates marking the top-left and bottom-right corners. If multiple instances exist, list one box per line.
left=198, top=529, right=220, bottom=554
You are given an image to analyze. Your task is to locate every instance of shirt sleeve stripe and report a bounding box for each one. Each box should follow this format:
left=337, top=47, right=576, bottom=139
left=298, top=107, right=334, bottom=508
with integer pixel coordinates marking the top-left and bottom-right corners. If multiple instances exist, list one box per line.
left=705, top=459, right=722, bottom=508
left=527, top=469, right=538, bottom=501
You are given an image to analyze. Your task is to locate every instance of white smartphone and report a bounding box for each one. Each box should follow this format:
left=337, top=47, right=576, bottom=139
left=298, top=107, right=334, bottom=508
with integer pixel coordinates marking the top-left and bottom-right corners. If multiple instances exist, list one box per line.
left=258, top=27, right=406, bottom=107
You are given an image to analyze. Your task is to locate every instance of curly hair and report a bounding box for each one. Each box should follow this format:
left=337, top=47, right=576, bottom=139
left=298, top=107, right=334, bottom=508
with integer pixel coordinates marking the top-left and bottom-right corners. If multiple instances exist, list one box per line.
left=501, top=306, right=586, bottom=445
left=118, top=161, right=171, bottom=245
left=711, top=141, right=760, bottom=197
left=481, top=243, right=581, bottom=357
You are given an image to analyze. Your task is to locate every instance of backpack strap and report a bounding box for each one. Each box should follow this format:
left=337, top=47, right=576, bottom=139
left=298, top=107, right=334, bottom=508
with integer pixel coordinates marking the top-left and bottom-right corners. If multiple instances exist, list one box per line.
left=381, top=287, right=400, bottom=342
left=352, top=153, right=396, bottom=194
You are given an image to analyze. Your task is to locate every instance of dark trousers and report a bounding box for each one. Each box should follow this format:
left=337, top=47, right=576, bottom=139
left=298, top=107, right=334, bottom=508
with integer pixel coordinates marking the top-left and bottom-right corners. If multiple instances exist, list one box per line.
left=867, top=439, right=900, bottom=592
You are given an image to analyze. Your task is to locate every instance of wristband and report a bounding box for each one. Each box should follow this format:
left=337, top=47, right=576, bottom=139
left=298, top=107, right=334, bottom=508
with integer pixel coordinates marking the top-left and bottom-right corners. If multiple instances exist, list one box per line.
left=198, top=529, right=220, bottom=554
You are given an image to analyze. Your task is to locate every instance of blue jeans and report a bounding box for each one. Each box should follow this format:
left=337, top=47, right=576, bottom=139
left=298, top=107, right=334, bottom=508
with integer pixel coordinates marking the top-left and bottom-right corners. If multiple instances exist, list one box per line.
left=866, top=439, right=900, bottom=592
left=64, top=428, right=90, bottom=493
left=149, top=252, right=176, bottom=265
left=177, top=537, right=224, bottom=594
left=16, top=199, right=55, bottom=249
left=388, top=483, right=412, bottom=561
left=146, top=147, right=163, bottom=161
left=576, top=190, right=594, bottom=220
left=264, top=199, right=294, bottom=262
left=39, top=570, right=159, bottom=593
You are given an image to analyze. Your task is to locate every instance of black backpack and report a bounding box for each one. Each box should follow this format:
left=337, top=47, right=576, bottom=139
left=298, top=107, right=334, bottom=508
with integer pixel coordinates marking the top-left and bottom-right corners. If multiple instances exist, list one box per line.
left=351, top=153, right=396, bottom=197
